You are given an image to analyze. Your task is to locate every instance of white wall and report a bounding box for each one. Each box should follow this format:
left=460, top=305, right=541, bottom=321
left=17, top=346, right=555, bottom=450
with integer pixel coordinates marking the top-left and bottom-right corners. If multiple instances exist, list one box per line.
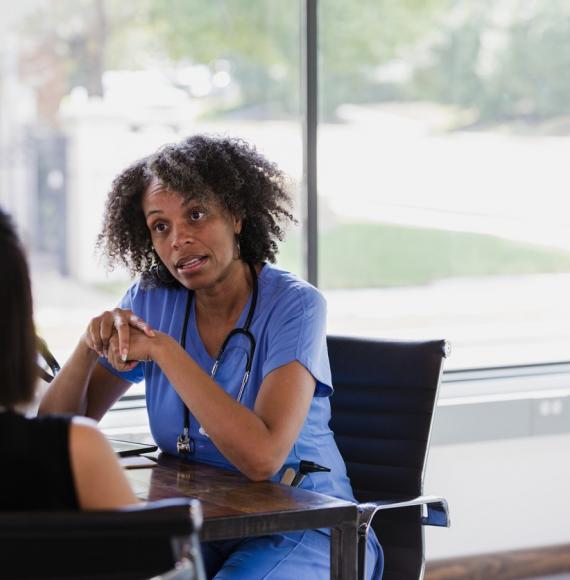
left=424, top=433, right=570, bottom=559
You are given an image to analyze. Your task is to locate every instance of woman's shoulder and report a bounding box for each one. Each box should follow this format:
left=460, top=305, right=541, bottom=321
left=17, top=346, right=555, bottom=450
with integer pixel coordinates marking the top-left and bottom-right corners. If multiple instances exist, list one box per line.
left=121, top=277, right=185, bottom=309
left=0, top=409, right=72, bottom=432
left=69, top=418, right=139, bottom=509
left=0, top=412, right=96, bottom=449
left=260, top=264, right=326, bottom=313
left=0, top=411, right=73, bottom=462
left=260, top=263, right=325, bottom=306
left=69, top=416, right=109, bottom=453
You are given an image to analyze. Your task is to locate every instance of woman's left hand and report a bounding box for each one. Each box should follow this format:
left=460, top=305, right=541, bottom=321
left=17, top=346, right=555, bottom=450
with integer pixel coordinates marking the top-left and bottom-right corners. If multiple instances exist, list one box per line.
left=106, top=327, right=163, bottom=371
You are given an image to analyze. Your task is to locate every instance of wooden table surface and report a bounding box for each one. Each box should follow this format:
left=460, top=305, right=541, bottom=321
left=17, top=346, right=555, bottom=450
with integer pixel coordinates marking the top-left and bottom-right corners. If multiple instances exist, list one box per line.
left=126, top=453, right=358, bottom=579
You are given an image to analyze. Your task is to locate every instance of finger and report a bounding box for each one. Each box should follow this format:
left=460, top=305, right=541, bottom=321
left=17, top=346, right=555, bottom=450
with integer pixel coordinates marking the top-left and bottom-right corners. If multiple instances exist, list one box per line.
left=84, top=329, right=96, bottom=354
left=99, top=313, right=116, bottom=357
left=105, top=338, right=118, bottom=367
left=107, top=339, right=130, bottom=371
left=129, top=314, right=155, bottom=337
left=87, top=321, right=104, bottom=356
left=114, top=313, right=130, bottom=361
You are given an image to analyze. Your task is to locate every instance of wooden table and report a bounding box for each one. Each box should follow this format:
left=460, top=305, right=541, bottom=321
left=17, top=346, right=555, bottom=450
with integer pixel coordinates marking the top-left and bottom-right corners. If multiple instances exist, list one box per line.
left=126, top=453, right=358, bottom=579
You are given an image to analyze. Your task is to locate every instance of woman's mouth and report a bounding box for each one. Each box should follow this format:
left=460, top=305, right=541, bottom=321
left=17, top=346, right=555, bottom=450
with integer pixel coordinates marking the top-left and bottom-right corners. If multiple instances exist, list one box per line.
left=175, top=256, right=208, bottom=273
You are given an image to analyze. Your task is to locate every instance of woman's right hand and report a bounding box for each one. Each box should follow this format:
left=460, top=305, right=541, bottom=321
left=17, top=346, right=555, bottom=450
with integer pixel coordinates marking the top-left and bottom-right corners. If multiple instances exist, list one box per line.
left=84, top=308, right=155, bottom=362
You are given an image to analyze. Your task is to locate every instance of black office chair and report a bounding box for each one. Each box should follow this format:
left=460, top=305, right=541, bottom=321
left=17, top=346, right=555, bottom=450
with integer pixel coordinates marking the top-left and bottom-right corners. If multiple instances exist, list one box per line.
left=328, top=336, right=451, bottom=580
left=0, top=498, right=206, bottom=580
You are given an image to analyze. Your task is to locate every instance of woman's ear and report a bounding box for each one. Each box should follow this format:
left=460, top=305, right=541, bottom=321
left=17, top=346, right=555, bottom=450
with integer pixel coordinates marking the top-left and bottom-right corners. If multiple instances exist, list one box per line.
left=233, top=215, right=242, bottom=235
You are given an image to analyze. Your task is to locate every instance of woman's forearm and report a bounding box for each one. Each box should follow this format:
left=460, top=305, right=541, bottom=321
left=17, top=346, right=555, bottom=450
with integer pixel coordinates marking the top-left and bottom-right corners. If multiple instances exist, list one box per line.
left=151, top=334, right=282, bottom=480
left=38, top=339, right=99, bottom=417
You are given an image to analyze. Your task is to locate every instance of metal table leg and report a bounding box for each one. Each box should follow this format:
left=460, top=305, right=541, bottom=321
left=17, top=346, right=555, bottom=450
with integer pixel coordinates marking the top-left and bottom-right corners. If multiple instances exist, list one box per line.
left=331, top=520, right=358, bottom=579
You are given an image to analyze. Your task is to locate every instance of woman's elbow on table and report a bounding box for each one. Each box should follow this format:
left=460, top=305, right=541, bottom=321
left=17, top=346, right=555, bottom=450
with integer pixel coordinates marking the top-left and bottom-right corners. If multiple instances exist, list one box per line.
left=243, top=464, right=280, bottom=482
left=238, top=448, right=287, bottom=482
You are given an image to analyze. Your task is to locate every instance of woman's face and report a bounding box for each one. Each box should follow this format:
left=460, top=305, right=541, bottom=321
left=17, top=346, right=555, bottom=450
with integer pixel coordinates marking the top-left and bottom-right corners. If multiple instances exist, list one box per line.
left=142, top=178, right=242, bottom=291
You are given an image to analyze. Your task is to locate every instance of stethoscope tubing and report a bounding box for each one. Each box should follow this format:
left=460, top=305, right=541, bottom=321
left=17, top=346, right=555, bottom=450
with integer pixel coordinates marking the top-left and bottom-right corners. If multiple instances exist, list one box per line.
left=178, top=262, right=258, bottom=453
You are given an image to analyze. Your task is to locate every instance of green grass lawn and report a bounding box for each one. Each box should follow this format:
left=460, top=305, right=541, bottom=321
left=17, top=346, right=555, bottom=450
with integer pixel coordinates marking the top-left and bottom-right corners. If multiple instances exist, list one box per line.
left=277, top=222, right=570, bottom=289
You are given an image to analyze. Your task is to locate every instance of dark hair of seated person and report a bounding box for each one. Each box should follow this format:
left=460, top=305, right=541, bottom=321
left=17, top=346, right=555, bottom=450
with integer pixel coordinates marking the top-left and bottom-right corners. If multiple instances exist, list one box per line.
left=0, top=209, right=36, bottom=408
left=0, top=208, right=138, bottom=511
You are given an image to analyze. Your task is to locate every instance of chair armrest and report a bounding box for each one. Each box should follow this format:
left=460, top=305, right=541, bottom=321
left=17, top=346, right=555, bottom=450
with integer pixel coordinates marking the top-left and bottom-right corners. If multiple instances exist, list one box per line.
left=151, top=557, right=205, bottom=580
left=354, top=496, right=449, bottom=580
left=358, top=494, right=450, bottom=535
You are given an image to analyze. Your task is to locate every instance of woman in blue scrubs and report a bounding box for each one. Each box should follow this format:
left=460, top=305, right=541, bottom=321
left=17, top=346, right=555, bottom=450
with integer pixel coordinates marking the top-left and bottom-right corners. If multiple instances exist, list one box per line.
left=40, top=134, right=383, bottom=579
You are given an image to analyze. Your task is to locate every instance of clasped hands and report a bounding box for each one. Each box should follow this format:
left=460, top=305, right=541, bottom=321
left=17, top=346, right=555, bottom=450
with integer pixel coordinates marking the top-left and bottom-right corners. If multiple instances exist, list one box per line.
left=84, top=308, right=159, bottom=372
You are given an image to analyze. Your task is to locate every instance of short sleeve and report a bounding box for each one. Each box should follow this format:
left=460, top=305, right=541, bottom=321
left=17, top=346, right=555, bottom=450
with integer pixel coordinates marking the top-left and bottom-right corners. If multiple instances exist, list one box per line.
left=97, top=283, right=145, bottom=384
left=262, top=285, right=332, bottom=397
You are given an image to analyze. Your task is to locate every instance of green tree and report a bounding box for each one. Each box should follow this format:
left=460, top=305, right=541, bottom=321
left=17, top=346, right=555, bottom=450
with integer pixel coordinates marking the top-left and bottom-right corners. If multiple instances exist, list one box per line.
left=410, top=0, right=570, bottom=124
left=145, top=0, right=301, bottom=116
left=145, top=0, right=449, bottom=119
left=319, top=0, right=449, bottom=117
left=18, top=0, right=145, bottom=125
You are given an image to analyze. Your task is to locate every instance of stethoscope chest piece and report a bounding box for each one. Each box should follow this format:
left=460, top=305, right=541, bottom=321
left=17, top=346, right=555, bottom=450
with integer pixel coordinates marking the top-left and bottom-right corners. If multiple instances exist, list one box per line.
left=177, top=429, right=194, bottom=454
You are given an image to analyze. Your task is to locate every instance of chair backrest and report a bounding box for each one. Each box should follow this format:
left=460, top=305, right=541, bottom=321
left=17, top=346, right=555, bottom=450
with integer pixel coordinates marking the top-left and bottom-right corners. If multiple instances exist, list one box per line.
left=0, top=498, right=205, bottom=580
left=328, top=336, right=449, bottom=580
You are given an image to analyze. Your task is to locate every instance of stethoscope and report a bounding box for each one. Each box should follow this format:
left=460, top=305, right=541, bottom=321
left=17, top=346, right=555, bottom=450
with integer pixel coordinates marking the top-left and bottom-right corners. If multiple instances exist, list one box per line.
left=176, top=262, right=258, bottom=455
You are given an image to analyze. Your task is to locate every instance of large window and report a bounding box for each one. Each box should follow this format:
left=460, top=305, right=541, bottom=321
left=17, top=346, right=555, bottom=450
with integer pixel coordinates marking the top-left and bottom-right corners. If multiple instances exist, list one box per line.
left=318, top=0, right=570, bottom=369
left=1, top=0, right=568, bottom=376
left=0, top=1, right=302, bottom=371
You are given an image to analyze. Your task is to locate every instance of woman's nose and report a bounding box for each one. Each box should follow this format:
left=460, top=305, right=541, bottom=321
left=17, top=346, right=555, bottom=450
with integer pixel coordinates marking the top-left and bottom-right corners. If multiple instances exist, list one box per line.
left=171, top=224, right=193, bottom=249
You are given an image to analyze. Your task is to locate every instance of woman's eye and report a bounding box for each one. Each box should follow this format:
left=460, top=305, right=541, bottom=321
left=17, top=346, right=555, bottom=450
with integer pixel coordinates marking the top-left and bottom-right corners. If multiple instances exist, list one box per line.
left=153, top=222, right=168, bottom=233
left=189, top=210, right=206, bottom=221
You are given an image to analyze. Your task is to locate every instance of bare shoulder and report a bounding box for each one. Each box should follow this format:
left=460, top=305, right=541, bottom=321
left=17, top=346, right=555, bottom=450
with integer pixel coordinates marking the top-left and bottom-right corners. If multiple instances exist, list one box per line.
left=69, top=416, right=119, bottom=471
left=70, top=416, right=109, bottom=450
left=69, top=416, right=138, bottom=509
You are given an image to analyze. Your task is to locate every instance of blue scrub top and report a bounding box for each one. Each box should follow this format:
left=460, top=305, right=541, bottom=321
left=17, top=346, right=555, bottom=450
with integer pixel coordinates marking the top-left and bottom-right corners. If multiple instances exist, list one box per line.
left=100, top=263, right=356, bottom=502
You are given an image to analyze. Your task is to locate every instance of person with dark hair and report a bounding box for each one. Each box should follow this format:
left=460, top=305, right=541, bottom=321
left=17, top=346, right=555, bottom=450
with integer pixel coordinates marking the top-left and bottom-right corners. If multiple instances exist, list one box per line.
left=0, top=209, right=137, bottom=511
left=40, top=135, right=382, bottom=578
